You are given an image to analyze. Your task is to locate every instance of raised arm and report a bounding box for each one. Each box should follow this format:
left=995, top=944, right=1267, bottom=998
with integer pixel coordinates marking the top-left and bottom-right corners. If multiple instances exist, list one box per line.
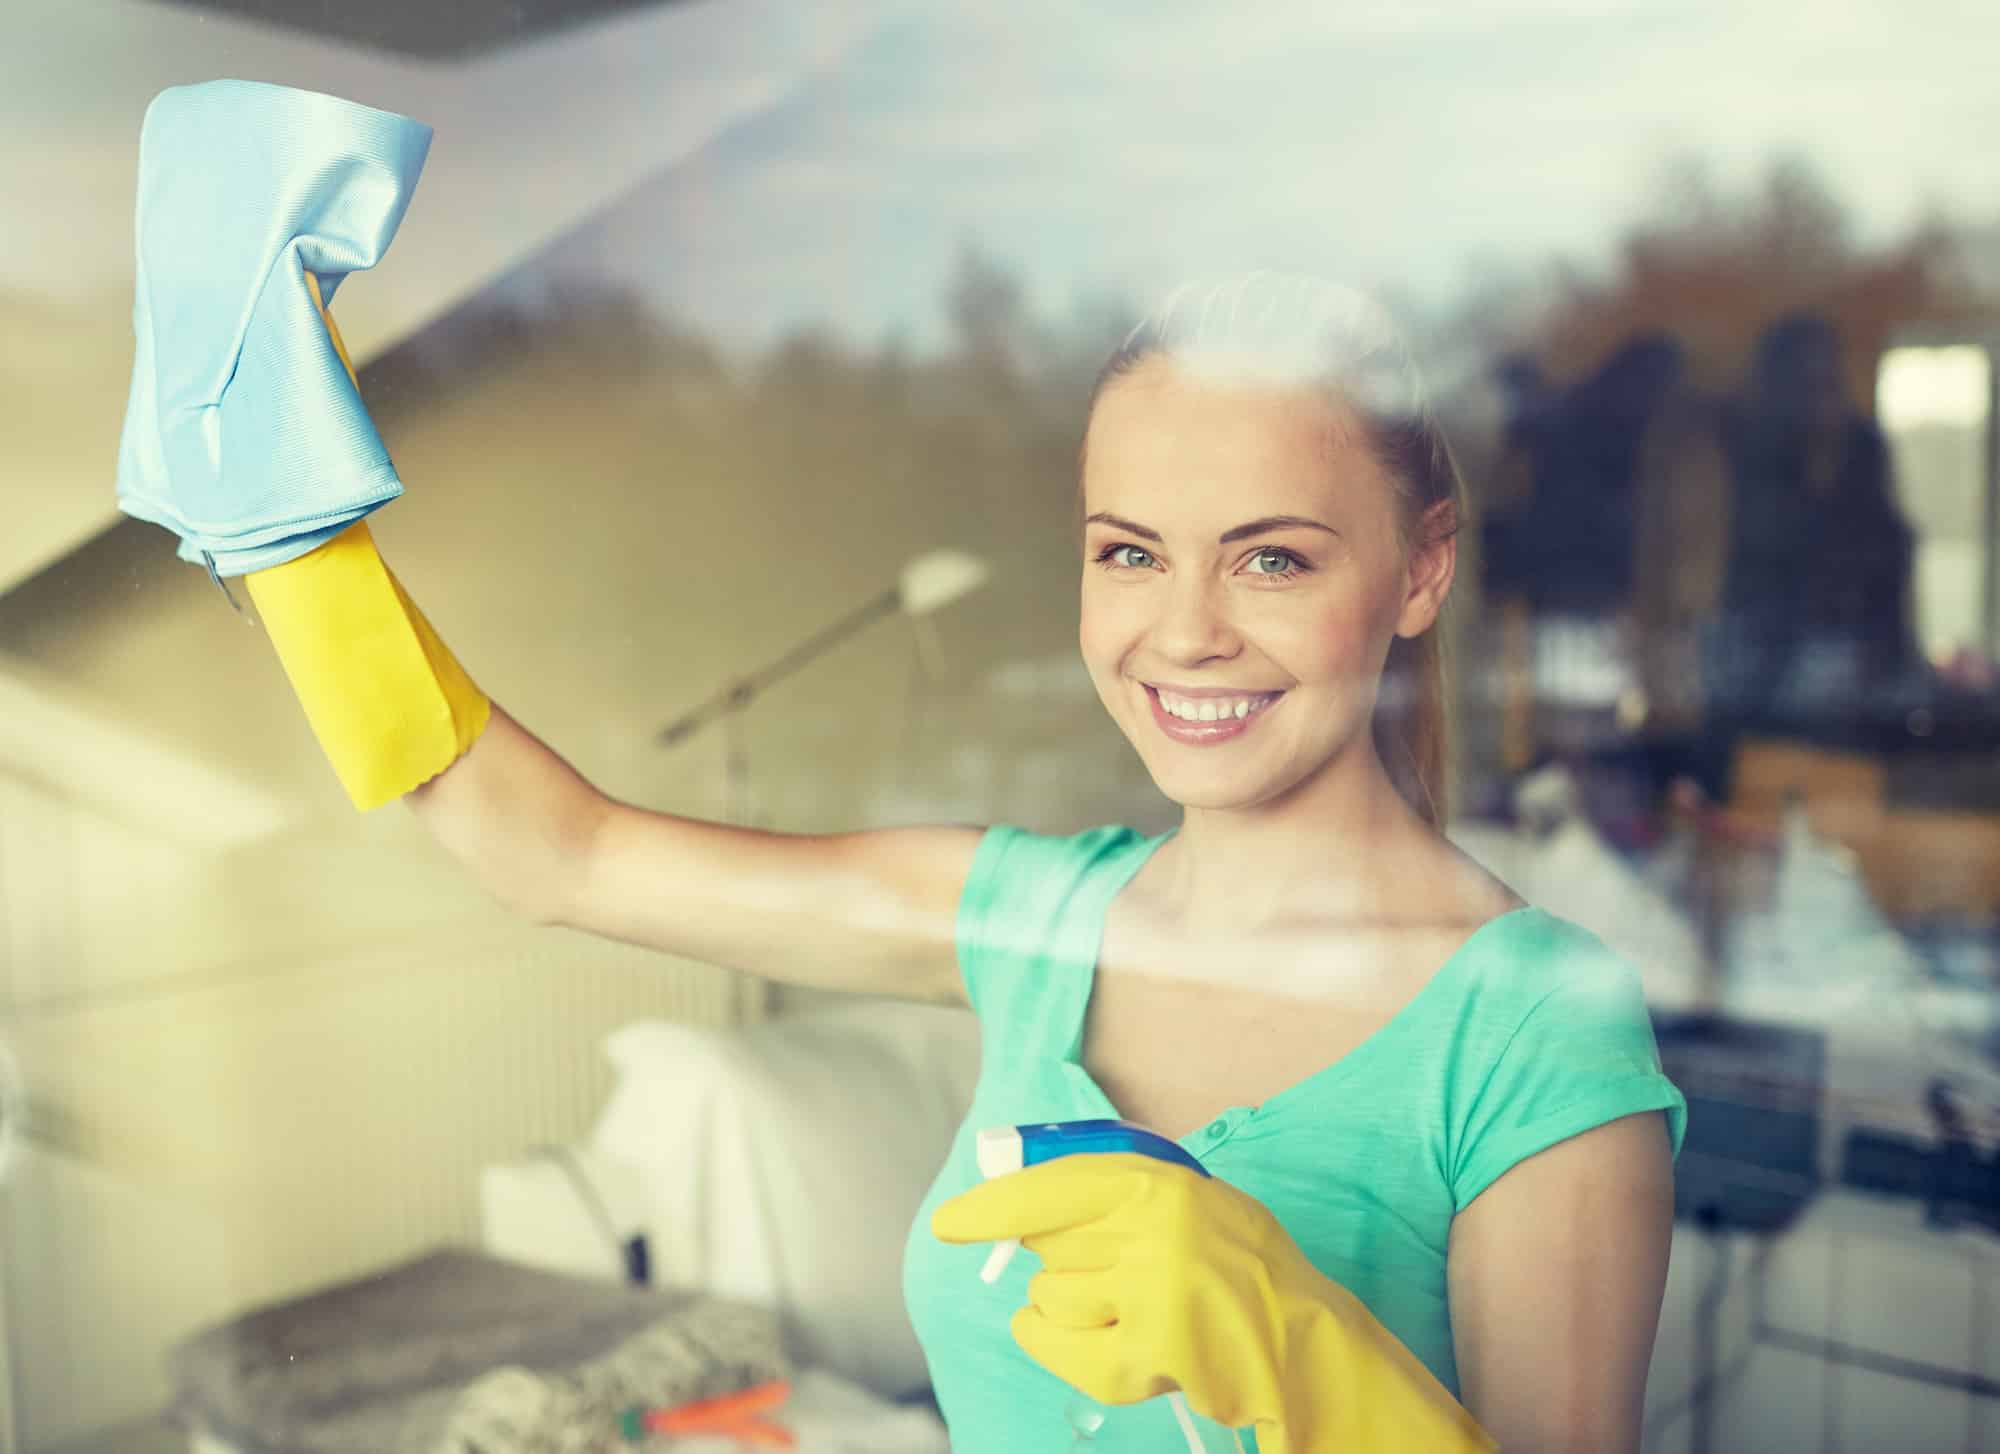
left=405, top=699, right=982, bottom=1002
left=241, top=272, right=981, bottom=1005
left=118, top=92, right=984, bottom=1009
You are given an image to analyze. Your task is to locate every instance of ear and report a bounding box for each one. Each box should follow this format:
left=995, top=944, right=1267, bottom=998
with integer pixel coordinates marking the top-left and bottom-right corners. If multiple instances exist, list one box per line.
left=1395, top=499, right=1458, bottom=639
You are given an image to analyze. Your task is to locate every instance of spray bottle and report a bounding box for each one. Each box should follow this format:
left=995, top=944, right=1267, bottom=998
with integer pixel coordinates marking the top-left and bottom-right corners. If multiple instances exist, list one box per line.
left=973, top=1118, right=1245, bottom=1454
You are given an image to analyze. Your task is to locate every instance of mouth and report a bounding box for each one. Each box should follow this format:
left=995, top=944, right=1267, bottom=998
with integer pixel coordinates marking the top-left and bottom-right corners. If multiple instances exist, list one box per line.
left=1142, top=684, right=1285, bottom=744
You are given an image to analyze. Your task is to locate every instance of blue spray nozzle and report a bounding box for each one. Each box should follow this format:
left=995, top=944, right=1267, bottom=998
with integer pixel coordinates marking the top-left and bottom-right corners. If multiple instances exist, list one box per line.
left=1016, top=1119, right=1210, bottom=1176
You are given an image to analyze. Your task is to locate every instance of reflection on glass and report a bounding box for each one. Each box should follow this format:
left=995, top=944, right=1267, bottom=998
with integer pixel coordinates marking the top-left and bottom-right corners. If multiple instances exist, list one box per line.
left=1876, top=343, right=1995, bottom=662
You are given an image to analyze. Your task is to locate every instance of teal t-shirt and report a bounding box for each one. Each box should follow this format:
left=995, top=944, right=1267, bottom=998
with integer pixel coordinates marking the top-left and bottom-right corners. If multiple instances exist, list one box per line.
left=902, top=823, right=1689, bottom=1453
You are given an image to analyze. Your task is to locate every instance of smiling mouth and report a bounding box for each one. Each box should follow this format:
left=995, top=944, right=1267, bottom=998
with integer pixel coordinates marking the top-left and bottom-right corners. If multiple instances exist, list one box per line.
left=1144, top=684, right=1280, bottom=744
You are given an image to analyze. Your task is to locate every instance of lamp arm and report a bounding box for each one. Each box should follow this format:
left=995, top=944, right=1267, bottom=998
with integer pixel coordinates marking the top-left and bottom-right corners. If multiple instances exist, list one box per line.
left=657, top=585, right=901, bottom=746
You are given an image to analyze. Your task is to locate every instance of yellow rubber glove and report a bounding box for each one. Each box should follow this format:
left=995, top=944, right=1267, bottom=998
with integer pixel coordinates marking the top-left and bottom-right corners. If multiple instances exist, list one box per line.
left=933, top=1153, right=1496, bottom=1454
left=242, top=273, right=491, bottom=811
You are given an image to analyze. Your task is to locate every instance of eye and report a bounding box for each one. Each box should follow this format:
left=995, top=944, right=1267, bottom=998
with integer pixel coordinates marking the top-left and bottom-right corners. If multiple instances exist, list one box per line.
left=1093, top=542, right=1156, bottom=571
left=1245, top=547, right=1309, bottom=580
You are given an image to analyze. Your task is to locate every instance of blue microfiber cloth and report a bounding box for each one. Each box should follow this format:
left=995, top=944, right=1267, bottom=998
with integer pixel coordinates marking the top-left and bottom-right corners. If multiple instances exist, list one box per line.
left=115, top=79, right=432, bottom=579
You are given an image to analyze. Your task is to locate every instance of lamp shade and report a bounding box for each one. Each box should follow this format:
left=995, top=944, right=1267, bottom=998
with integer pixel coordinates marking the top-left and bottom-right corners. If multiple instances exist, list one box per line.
left=898, top=549, right=990, bottom=617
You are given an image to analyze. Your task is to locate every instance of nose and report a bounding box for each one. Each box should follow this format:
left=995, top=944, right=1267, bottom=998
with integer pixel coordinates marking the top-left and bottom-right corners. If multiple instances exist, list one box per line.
left=1147, top=570, right=1242, bottom=667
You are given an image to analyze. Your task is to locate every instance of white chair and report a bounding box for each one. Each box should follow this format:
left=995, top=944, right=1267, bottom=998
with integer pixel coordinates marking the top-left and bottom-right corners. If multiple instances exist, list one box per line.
left=480, top=999, right=982, bottom=1403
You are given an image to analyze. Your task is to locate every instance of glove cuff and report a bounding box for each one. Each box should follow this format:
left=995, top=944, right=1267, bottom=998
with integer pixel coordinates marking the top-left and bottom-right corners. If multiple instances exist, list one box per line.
left=1261, top=1283, right=1497, bottom=1454
left=245, top=519, right=490, bottom=811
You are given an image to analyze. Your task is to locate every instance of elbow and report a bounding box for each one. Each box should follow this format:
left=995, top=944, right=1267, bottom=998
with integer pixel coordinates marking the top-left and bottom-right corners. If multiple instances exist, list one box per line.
left=524, top=790, right=614, bottom=931
left=508, top=881, right=568, bottom=930
left=492, top=863, right=578, bottom=932
left=400, top=774, right=606, bottom=931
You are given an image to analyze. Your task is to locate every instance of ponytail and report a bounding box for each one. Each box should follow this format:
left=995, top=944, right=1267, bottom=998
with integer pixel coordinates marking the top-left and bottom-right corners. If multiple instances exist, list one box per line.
left=1376, top=625, right=1451, bottom=829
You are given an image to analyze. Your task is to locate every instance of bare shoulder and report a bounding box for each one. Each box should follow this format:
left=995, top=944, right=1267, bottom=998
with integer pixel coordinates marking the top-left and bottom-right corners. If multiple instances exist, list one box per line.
left=1330, top=830, right=1529, bottom=988
left=1433, top=832, right=1529, bottom=924
left=1382, top=825, right=1527, bottom=937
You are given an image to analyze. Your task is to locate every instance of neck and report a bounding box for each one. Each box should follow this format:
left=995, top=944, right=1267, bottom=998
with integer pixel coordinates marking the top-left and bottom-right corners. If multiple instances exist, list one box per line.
left=1147, top=739, right=1426, bottom=942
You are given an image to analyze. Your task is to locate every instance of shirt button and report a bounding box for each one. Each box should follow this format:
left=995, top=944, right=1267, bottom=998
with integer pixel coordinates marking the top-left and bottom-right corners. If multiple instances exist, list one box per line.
left=1207, top=1119, right=1228, bottom=1138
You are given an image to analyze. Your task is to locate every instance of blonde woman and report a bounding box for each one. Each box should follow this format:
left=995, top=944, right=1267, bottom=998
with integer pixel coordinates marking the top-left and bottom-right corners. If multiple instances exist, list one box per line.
left=244, top=272, right=1683, bottom=1453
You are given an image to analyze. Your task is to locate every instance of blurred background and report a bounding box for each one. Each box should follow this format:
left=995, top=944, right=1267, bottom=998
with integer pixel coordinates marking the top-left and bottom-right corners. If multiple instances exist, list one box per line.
left=3, top=2, right=1999, bottom=1451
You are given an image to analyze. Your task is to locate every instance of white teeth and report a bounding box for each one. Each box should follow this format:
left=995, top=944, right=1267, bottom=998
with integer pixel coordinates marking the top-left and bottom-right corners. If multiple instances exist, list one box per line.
left=1156, top=690, right=1274, bottom=722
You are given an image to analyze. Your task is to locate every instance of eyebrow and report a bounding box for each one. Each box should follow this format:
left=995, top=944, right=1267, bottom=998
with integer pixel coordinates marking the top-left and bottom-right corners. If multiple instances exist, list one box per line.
left=1082, top=511, right=1339, bottom=544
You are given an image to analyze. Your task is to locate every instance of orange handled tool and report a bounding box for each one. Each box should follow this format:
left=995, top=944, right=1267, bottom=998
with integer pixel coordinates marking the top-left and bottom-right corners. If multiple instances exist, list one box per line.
left=619, top=1379, right=795, bottom=1447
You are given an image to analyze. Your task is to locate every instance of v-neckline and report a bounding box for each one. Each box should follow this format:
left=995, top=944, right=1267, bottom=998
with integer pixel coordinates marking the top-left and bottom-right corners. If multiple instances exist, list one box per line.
left=1064, top=827, right=1540, bottom=1151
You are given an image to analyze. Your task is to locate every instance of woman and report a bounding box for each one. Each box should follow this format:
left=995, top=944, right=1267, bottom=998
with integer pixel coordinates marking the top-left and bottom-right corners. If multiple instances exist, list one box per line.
left=248, top=273, right=1685, bottom=1453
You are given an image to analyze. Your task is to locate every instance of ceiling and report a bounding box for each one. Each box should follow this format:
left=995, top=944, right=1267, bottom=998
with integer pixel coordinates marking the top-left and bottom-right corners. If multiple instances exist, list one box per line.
left=143, top=0, right=691, bottom=61
left=3, top=0, right=874, bottom=603
left=0, top=0, right=881, bottom=841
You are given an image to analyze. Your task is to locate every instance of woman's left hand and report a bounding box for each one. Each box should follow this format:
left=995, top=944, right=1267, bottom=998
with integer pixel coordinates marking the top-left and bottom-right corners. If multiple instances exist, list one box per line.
left=933, top=1153, right=1495, bottom=1454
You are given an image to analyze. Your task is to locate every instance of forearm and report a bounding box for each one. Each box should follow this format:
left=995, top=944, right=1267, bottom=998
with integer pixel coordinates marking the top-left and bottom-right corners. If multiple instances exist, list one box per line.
left=404, top=700, right=608, bottom=924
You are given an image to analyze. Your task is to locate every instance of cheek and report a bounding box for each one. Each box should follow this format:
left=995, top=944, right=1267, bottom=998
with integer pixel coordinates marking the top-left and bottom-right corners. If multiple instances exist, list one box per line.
left=1293, top=579, right=1396, bottom=660
left=1077, top=580, right=1137, bottom=658
left=1301, top=610, right=1380, bottom=686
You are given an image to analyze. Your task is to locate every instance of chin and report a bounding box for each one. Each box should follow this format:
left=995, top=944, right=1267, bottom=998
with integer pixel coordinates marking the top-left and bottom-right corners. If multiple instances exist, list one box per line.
left=1156, top=784, right=1267, bottom=812
left=1134, top=753, right=1300, bottom=812
left=1157, top=780, right=1303, bottom=815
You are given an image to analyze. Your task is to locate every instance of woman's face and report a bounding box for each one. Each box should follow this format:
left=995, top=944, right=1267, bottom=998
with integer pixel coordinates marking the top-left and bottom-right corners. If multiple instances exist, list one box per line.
left=1078, top=357, right=1449, bottom=813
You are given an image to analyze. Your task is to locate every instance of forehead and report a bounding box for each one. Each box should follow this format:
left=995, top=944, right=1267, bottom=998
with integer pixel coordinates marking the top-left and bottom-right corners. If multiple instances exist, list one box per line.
left=1082, top=359, right=1383, bottom=520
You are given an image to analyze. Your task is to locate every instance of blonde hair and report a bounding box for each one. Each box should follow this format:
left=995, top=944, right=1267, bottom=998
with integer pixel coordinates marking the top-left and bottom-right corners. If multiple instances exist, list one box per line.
left=1079, top=273, right=1464, bottom=827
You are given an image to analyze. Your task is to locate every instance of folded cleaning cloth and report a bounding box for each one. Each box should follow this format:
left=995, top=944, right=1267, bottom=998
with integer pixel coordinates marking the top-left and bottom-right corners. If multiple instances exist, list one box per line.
left=115, top=78, right=432, bottom=578
left=432, top=1296, right=790, bottom=1454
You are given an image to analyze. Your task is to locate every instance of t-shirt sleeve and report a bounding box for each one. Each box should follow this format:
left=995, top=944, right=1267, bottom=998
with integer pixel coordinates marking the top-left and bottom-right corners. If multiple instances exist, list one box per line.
left=1450, top=935, right=1689, bottom=1212
left=954, top=823, right=1024, bottom=1017
left=951, top=822, right=1147, bottom=1029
